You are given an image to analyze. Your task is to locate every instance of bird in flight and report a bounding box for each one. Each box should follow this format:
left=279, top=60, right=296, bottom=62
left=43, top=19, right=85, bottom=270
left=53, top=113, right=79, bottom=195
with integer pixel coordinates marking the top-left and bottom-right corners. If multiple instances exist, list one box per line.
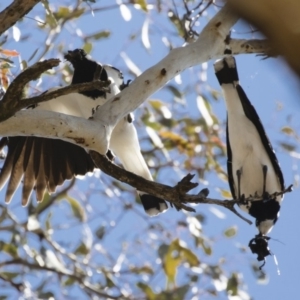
left=214, top=55, right=285, bottom=236
left=0, top=49, right=168, bottom=216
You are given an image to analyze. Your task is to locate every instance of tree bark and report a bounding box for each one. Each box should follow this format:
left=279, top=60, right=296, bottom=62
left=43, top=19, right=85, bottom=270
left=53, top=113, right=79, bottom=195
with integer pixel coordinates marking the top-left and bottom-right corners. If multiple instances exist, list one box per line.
left=0, top=0, right=41, bottom=36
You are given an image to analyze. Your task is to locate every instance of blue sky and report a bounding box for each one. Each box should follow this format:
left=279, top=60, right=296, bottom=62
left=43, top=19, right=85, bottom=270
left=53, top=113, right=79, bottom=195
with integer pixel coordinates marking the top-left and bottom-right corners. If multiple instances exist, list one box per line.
left=1, top=1, right=300, bottom=299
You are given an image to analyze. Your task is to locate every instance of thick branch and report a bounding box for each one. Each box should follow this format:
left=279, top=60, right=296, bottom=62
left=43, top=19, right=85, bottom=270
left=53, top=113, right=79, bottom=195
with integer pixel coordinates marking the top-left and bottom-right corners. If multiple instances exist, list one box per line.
left=229, top=39, right=272, bottom=56
left=93, top=4, right=239, bottom=131
left=0, top=5, right=239, bottom=156
left=0, top=110, right=108, bottom=154
left=0, top=0, right=41, bottom=36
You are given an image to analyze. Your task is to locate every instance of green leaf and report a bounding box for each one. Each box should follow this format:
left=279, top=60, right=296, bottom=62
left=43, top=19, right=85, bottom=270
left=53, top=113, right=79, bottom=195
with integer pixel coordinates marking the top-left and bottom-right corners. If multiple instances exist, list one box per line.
left=220, top=188, right=232, bottom=199
left=45, top=211, right=52, bottom=232
left=21, top=60, right=27, bottom=70
left=0, top=208, right=7, bottom=225
left=164, top=253, right=181, bottom=286
left=281, top=126, right=294, bottom=135
left=130, top=265, right=154, bottom=275
left=0, top=272, right=19, bottom=280
left=65, top=196, right=86, bottom=222
left=104, top=273, right=115, bottom=288
left=280, top=142, right=296, bottom=152
left=95, top=225, right=106, bottom=240
left=224, top=226, right=237, bottom=238
left=163, top=239, right=200, bottom=287
left=158, top=243, right=169, bottom=260
left=198, top=238, right=212, bottom=256
left=166, top=85, right=184, bottom=102
left=158, top=284, right=190, bottom=300
left=168, top=10, right=184, bottom=37
left=133, top=0, right=148, bottom=12
left=41, top=0, right=58, bottom=28
left=35, top=192, right=54, bottom=215
left=89, top=30, right=110, bottom=40
left=63, top=277, right=77, bottom=286
left=174, top=240, right=199, bottom=266
left=38, top=292, right=55, bottom=299
left=137, top=282, right=156, bottom=299
left=0, top=241, right=18, bottom=258
left=75, top=242, right=89, bottom=255
left=149, top=99, right=164, bottom=110
left=54, top=6, right=69, bottom=19
left=83, top=42, right=93, bottom=54
left=160, top=131, right=189, bottom=151
left=226, top=273, right=239, bottom=296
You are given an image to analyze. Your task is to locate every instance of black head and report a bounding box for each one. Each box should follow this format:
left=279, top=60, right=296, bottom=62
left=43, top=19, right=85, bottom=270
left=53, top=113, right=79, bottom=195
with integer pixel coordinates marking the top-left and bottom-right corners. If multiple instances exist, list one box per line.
left=64, top=49, right=87, bottom=66
left=64, top=49, right=108, bottom=99
left=249, top=234, right=271, bottom=269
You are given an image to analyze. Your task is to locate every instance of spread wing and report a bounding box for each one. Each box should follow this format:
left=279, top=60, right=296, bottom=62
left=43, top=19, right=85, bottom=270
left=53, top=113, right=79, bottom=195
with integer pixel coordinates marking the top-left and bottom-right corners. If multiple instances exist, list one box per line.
left=0, top=92, right=101, bottom=206
left=0, top=136, right=95, bottom=205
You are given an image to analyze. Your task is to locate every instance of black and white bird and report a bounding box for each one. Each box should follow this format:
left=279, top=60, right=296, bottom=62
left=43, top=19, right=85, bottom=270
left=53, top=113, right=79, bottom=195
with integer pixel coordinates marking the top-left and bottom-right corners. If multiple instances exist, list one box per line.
left=0, top=49, right=168, bottom=216
left=214, top=56, right=285, bottom=236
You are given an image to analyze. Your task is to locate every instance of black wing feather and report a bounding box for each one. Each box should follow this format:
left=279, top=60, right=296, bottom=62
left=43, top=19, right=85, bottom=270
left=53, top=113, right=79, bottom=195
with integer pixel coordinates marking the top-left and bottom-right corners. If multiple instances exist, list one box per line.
left=236, top=85, right=284, bottom=191
left=226, top=118, right=236, bottom=199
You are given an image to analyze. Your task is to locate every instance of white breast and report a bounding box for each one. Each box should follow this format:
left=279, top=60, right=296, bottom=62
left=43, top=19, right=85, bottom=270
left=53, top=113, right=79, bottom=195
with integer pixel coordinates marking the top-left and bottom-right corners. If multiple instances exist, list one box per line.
left=224, top=85, right=282, bottom=208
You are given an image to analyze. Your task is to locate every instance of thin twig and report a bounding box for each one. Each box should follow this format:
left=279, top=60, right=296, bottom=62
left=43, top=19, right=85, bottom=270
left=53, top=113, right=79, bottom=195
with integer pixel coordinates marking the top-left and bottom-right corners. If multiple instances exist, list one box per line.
left=89, top=151, right=250, bottom=224
left=0, top=274, right=23, bottom=292
left=0, top=258, right=124, bottom=299
left=34, top=178, right=77, bottom=216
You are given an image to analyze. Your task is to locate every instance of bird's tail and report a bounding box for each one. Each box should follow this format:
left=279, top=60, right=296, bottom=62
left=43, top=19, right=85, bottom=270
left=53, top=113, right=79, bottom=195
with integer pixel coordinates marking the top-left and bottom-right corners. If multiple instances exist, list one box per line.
left=214, top=56, right=239, bottom=85
left=109, top=116, right=168, bottom=216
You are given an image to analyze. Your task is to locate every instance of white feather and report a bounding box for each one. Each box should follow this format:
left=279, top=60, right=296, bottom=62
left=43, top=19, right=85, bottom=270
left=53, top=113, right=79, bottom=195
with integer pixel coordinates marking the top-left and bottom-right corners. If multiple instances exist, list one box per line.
left=110, top=116, right=153, bottom=181
left=222, top=84, right=282, bottom=210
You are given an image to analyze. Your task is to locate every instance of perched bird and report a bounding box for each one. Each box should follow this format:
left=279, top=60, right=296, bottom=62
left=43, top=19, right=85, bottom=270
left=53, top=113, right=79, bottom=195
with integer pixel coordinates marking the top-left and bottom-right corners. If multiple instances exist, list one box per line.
left=214, top=56, right=284, bottom=235
left=0, top=49, right=168, bottom=216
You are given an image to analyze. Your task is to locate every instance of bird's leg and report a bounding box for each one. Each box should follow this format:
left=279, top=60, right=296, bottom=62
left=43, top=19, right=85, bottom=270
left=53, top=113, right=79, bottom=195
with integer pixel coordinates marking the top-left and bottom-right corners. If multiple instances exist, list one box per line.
left=262, top=165, right=270, bottom=200
left=236, top=168, right=247, bottom=206
left=236, top=169, right=242, bottom=199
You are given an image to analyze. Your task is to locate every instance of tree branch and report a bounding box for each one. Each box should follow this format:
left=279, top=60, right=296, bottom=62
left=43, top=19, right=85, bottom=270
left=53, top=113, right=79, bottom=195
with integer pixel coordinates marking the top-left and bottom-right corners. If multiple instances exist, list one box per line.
left=0, top=258, right=123, bottom=299
left=0, top=0, right=41, bottom=36
left=0, top=5, right=238, bottom=157
left=0, top=59, right=60, bottom=120
left=89, top=151, right=253, bottom=224
left=34, top=178, right=76, bottom=216
left=0, top=109, right=109, bottom=154
left=0, top=273, right=23, bottom=292
left=0, top=81, right=111, bottom=122
left=93, top=4, right=239, bottom=131
left=0, top=58, right=109, bottom=122
left=229, top=39, right=272, bottom=56
left=227, top=0, right=300, bottom=77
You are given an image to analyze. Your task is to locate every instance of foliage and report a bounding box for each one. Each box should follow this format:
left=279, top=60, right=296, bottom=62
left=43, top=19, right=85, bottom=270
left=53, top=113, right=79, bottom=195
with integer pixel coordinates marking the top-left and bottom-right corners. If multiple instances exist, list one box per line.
left=0, top=0, right=295, bottom=299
